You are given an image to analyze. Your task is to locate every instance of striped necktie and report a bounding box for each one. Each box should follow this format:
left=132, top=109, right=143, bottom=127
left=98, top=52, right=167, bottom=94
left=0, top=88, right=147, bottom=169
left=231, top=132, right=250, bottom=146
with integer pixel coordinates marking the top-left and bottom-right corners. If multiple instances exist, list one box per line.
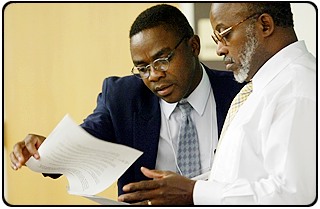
left=219, top=81, right=253, bottom=140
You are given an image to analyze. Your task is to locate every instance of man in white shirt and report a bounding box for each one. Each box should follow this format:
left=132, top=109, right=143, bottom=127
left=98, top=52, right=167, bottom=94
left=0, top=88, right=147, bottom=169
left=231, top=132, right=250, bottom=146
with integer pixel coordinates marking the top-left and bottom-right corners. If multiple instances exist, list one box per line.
left=118, top=2, right=316, bottom=205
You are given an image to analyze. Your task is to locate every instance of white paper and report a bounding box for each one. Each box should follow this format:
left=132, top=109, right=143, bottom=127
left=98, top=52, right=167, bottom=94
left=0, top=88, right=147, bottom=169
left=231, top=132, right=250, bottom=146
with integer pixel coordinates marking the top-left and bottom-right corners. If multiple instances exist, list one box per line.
left=26, top=114, right=143, bottom=196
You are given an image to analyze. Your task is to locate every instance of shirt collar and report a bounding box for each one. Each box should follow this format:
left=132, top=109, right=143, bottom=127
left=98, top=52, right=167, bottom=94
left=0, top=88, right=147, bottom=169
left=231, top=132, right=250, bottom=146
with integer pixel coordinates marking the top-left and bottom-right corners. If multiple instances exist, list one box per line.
left=252, top=41, right=307, bottom=92
left=160, top=64, right=211, bottom=119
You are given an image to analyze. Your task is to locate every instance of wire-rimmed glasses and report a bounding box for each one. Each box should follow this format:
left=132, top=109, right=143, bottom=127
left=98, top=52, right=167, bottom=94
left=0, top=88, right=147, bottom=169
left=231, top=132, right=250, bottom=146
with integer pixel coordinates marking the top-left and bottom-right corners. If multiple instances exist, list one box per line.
left=211, top=13, right=260, bottom=45
left=131, top=36, right=186, bottom=79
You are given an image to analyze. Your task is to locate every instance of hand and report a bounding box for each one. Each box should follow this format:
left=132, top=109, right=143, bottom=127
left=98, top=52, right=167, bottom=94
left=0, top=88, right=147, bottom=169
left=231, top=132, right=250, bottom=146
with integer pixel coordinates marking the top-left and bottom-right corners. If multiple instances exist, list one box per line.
left=9, top=134, right=46, bottom=170
left=118, top=167, right=196, bottom=205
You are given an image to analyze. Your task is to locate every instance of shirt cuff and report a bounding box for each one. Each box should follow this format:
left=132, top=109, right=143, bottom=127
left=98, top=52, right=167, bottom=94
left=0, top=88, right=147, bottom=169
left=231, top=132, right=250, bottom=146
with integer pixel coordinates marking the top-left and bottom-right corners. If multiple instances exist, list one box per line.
left=193, top=180, right=226, bottom=205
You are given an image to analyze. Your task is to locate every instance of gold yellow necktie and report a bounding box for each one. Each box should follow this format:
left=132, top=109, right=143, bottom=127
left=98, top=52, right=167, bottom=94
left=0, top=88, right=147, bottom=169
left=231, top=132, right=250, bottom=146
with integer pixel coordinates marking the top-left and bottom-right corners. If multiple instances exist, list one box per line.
left=219, top=81, right=253, bottom=140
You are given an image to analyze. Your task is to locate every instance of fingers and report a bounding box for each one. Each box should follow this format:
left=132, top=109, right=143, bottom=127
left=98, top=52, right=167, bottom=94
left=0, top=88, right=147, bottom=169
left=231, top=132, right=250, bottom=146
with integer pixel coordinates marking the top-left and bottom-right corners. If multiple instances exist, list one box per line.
left=24, top=134, right=43, bottom=159
left=130, top=199, right=154, bottom=205
left=122, top=178, right=160, bottom=193
left=122, top=167, right=175, bottom=192
left=140, top=167, right=165, bottom=179
left=119, top=168, right=195, bottom=205
left=118, top=189, right=156, bottom=204
left=119, top=169, right=173, bottom=205
left=10, top=141, right=28, bottom=170
left=9, top=148, right=20, bottom=170
left=9, top=134, right=45, bottom=170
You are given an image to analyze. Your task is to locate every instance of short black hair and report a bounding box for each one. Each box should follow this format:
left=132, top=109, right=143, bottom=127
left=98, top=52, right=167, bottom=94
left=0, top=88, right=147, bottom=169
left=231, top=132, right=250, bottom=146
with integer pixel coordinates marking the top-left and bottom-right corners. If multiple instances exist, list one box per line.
left=246, top=2, right=294, bottom=27
left=129, top=4, right=194, bottom=39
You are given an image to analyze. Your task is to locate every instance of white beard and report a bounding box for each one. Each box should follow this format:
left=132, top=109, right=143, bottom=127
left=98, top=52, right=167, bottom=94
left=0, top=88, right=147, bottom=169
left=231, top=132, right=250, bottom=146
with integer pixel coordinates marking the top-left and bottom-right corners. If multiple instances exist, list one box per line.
left=234, top=24, right=258, bottom=83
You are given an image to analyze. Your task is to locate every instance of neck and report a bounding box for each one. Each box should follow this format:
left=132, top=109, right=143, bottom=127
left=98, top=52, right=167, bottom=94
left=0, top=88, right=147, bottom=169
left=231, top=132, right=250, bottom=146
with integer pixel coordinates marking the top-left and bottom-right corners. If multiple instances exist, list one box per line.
left=273, top=27, right=298, bottom=53
left=248, top=27, right=298, bottom=81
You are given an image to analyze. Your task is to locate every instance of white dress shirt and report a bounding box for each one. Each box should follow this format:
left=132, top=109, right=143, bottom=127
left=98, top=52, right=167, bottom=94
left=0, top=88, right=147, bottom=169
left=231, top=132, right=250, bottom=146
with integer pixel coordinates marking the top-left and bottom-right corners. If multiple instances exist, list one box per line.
left=194, top=41, right=316, bottom=205
left=156, top=65, right=218, bottom=177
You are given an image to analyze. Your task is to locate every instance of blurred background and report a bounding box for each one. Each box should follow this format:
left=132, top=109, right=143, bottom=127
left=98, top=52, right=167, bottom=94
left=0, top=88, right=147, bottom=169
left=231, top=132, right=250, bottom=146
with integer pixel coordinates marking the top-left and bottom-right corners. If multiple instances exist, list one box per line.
left=3, top=2, right=317, bottom=205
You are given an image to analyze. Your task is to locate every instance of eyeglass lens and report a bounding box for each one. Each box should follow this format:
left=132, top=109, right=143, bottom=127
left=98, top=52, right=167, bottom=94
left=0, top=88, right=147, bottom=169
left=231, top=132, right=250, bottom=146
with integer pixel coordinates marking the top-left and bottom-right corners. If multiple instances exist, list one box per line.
left=132, top=36, right=186, bottom=79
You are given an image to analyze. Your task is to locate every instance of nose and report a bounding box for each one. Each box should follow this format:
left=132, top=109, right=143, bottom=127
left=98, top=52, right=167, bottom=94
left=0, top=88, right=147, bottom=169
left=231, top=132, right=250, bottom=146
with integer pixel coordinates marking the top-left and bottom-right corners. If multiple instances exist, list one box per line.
left=148, top=65, right=165, bottom=82
left=216, top=41, right=228, bottom=57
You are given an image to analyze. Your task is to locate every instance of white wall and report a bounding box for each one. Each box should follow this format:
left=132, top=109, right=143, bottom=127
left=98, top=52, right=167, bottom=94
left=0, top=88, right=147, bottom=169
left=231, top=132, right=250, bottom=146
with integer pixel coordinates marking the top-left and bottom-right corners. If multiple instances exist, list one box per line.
left=292, top=3, right=317, bottom=57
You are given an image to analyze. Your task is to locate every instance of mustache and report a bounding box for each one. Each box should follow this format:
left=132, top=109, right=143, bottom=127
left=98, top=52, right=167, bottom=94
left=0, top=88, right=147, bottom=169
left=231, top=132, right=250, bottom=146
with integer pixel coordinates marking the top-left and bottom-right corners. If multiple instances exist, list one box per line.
left=223, top=56, right=234, bottom=64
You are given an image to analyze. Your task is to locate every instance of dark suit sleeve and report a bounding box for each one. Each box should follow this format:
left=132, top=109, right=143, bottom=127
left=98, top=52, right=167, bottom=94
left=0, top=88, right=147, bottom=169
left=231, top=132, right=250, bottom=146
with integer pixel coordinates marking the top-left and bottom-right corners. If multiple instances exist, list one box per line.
left=80, top=78, right=116, bottom=142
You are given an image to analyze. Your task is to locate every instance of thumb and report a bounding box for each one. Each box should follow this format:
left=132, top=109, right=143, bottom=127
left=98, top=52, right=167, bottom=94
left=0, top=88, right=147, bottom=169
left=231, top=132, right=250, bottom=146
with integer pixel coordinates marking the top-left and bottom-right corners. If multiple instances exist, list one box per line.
left=140, top=167, right=165, bottom=179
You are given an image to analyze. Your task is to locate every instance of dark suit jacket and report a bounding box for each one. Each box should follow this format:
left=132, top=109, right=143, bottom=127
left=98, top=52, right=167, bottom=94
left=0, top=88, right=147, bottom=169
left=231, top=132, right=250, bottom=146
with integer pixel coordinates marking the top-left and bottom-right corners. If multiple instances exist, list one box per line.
left=44, top=65, right=244, bottom=195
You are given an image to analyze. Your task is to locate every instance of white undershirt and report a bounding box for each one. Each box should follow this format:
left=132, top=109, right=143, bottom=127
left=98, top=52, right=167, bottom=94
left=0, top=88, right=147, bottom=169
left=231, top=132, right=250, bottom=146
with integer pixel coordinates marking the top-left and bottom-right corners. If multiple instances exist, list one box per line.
left=156, top=65, right=218, bottom=176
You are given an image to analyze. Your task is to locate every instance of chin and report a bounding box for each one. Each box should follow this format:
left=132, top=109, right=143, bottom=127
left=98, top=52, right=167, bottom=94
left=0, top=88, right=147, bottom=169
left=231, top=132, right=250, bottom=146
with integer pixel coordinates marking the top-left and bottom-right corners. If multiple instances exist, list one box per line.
left=234, top=74, right=248, bottom=83
left=161, top=95, right=178, bottom=104
left=234, top=67, right=250, bottom=83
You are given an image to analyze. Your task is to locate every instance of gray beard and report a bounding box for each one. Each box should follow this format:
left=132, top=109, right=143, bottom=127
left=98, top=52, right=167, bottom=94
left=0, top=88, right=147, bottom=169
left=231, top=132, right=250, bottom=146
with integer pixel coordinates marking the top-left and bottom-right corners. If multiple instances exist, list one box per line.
left=234, top=24, right=258, bottom=83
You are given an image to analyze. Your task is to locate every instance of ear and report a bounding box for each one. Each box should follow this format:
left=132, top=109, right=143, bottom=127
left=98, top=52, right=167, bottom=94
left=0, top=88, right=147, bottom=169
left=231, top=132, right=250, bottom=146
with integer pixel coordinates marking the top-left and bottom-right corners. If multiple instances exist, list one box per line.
left=188, top=35, right=201, bottom=56
left=257, top=13, right=274, bottom=37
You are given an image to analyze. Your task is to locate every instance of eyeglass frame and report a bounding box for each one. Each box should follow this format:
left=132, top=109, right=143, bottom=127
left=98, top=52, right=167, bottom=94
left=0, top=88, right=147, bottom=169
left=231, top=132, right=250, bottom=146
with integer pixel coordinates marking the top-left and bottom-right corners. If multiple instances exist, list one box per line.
left=211, top=13, right=260, bottom=45
left=131, top=35, right=187, bottom=79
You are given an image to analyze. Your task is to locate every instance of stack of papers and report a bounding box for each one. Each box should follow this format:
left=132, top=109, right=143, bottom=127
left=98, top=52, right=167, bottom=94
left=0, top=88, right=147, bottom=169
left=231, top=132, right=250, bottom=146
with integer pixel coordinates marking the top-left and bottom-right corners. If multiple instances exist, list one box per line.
left=26, top=114, right=142, bottom=205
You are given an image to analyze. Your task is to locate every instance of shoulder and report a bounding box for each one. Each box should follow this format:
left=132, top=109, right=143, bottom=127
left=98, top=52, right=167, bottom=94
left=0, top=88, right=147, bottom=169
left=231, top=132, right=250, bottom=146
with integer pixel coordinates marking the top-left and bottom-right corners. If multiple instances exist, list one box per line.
left=102, top=75, right=147, bottom=93
left=101, top=75, right=154, bottom=101
left=103, top=74, right=142, bottom=87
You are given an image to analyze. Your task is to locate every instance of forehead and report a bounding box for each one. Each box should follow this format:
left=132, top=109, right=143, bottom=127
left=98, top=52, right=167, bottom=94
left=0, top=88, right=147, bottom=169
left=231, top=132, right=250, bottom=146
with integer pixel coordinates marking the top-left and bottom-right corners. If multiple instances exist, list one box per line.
left=210, top=3, right=247, bottom=25
left=130, top=25, right=177, bottom=60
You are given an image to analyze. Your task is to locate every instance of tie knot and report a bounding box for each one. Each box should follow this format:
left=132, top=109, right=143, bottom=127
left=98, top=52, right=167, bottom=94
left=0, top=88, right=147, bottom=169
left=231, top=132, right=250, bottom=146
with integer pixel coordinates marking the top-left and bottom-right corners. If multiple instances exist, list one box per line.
left=178, top=100, right=192, bottom=116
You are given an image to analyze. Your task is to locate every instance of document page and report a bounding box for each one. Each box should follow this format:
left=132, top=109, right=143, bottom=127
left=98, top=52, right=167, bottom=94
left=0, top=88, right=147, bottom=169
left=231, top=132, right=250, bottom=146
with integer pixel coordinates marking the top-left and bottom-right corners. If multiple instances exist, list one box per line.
left=26, top=114, right=143, bottom=196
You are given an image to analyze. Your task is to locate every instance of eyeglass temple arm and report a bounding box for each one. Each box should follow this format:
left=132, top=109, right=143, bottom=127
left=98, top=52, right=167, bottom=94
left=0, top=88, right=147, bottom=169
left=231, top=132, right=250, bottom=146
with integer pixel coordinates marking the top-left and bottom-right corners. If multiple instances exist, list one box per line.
left=219, top=27, right=233, bottom=36
left=219, top=14, right=257, bottom=37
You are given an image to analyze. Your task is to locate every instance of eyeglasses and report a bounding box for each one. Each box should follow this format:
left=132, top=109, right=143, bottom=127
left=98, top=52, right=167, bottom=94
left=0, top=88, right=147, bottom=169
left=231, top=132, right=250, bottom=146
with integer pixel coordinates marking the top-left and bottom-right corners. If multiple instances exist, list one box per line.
left=211, top=13, right=260, bottom=45
left=131, top=36, right=186, bottom=79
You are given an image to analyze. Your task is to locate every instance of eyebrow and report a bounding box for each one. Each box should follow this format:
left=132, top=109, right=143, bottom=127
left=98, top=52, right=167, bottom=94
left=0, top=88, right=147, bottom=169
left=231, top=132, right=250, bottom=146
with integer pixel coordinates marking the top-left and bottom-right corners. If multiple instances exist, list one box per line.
left=133, top=47, right=171, bottom=66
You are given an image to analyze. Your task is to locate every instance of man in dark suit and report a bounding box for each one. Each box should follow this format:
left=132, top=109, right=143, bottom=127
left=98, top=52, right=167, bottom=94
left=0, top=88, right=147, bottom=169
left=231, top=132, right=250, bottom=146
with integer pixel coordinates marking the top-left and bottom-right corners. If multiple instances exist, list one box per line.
left=9, top=4, right=243, bottom=196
